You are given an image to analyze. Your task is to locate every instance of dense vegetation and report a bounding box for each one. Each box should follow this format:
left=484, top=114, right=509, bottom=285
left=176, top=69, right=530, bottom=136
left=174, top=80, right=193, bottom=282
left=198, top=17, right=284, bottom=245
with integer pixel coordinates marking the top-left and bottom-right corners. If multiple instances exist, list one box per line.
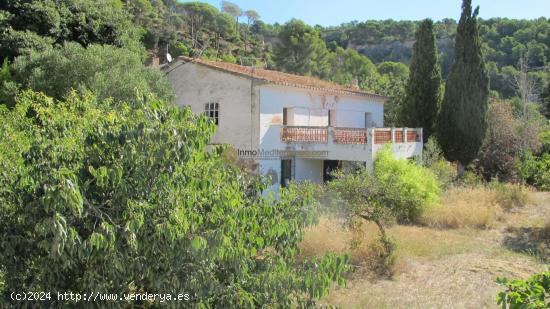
left=0, top=1, right=350, bottom=306
left=2, top=1, right=549, bottom=124
left=0, top=0, right=548, bottom=307
left=0, top=91, right=348, bottom=306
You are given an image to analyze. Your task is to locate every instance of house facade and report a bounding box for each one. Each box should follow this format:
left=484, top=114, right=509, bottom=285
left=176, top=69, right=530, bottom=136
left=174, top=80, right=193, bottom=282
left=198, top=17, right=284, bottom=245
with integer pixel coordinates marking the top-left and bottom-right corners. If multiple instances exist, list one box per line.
left=164, top=57, right=423, bottom=193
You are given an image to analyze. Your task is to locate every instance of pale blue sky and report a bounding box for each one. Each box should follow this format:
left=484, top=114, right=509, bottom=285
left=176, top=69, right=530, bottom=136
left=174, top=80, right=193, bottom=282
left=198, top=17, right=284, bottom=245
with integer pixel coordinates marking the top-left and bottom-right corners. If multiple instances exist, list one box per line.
left=188, top=0, right=550, bottom=26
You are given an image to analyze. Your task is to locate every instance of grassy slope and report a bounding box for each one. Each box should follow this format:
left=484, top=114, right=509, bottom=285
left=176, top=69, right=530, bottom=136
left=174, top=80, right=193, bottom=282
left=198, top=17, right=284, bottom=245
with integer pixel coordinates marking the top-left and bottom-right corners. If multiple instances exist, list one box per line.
left=300, top=190, right=550, bottom=308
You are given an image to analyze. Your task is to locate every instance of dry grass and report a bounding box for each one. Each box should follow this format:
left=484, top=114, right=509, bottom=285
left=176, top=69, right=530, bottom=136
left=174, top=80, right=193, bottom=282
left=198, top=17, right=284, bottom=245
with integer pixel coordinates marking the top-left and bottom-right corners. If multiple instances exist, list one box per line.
left=299, top=217, right=490, bottom=276
left=301, top=191, right=549, bottom=309
left=417, top=185, right=531, bottom=229
left=417, top=187, right=501, bottom=229
left=322, top=252, right=544, bottom=309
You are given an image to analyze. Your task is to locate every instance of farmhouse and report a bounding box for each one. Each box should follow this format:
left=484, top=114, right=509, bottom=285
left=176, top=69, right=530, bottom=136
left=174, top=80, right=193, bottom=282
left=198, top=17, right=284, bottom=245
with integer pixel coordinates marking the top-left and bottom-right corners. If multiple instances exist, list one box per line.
left=163, top=56, right=423, bottom=193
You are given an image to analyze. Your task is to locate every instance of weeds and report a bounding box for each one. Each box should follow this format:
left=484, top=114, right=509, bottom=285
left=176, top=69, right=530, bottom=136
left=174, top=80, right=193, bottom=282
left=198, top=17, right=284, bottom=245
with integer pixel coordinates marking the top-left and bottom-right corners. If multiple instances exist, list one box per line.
left=490, top=182, right=530, bottom=211
left=417, top=186, right=501, bottom=229
left=417, top=184, right=531, bottom=229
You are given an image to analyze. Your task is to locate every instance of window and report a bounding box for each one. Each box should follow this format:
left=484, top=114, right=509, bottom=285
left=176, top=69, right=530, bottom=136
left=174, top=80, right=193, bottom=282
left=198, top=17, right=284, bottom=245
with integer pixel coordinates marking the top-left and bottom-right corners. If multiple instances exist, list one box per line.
left=364, top=112, right=373, bottom=128
left=280, top=159, right=292, bottom=187
left=282, top=107, right=294, bottom=126
left=204, top=103, right=219, bottom=125
left=328, top=109, right=336, bottom=127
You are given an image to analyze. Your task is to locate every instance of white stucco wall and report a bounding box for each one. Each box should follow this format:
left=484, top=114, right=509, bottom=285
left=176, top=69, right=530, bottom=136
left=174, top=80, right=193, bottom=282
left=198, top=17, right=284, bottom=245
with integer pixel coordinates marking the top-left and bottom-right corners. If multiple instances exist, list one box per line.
left=294, top=159, right=324, bottom=183
left=164, top=62, right=421, bottom=196
left=257, top=84, right=386, bottom=194
left=259, top=84, right=384, bottom=139
left=165, top=62, right=260, bottom=150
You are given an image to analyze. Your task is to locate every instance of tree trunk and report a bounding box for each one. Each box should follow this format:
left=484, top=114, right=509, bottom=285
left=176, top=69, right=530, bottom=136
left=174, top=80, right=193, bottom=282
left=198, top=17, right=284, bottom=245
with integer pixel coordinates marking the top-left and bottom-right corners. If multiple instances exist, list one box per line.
left=374, top=220, right=386, bottom=239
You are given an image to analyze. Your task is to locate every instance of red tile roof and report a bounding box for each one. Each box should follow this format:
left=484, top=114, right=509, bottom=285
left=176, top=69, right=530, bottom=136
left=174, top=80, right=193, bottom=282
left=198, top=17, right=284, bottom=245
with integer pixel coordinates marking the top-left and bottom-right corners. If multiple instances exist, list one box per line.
left=171, top=56, right=387, bottom=100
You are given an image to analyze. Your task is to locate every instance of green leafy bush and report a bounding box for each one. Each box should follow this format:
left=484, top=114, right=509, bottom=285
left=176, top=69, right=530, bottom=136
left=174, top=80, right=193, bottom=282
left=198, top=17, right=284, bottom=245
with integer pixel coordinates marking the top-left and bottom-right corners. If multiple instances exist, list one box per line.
left=520, top=152, right=550, bottom=191
left=423, top=137, right=457, bottom=188
left=219, top=53, right=237, bottom=64
left=540, top=130, right=550, bottom=154
left=0, top=91, right=348, bottom=307
left=374, top=147, right=441, bottom=222
left=326, top=147, right=440, bottom=273
left=458, top=170, right=485, bottom=187
left=497, top=269, right=550, bottom=309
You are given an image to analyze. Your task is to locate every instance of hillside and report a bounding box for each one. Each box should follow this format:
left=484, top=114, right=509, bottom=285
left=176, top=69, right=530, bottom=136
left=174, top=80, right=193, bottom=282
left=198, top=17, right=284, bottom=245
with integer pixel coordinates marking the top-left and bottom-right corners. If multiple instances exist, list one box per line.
left=2, top=1, right=549, bottom=104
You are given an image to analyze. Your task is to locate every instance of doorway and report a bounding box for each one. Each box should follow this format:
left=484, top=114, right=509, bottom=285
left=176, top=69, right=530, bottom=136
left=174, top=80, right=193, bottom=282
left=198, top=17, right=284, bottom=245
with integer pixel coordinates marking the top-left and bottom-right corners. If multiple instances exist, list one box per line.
left=281, top=159, right=292, bottom=187
left=323, top=160, right=340, bottom=182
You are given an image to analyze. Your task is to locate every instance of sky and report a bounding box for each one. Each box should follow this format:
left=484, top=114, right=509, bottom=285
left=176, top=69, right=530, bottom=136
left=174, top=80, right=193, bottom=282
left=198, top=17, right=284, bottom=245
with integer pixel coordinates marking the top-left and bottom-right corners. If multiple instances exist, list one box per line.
left=192, top=0, right=550, bottom=26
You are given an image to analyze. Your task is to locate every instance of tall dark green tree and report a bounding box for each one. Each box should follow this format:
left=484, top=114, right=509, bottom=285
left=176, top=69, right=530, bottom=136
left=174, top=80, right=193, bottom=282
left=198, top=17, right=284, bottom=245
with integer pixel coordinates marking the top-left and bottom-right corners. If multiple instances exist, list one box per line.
left=436, top=0, right=489, bottom=172
left=402, top=19, right=441, bottom=141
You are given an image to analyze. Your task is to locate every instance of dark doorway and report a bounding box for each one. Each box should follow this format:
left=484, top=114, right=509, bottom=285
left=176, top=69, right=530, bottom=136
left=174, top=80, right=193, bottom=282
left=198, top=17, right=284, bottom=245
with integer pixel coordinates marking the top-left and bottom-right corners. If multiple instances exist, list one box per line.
left=323, top=160, right=340, bottom=182
left=281, top=159, right=292, bottom=187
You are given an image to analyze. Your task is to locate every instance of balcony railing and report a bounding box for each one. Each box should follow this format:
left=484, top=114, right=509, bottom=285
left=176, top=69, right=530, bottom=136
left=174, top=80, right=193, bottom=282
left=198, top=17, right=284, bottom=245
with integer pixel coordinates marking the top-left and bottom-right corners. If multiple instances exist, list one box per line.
left=407, top=130, right=421, bottom=142
left=374, top=129, right=392, bottom=144
left=281, top=126, right=422, bottom=145
left=333, top=127, right=368, bottom=144
left=281, top=126, right=328, bottom=143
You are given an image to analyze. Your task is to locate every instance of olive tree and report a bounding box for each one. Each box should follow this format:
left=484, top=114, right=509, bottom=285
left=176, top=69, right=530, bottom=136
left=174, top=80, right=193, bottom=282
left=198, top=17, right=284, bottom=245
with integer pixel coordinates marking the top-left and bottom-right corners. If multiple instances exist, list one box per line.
left=327, top=148, right=440, bottom=269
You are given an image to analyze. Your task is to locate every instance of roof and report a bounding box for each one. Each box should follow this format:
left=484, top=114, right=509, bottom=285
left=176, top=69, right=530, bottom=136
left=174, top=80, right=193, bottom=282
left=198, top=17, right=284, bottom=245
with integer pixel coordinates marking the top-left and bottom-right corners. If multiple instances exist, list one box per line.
left=165, top=56, right=387, bottom=100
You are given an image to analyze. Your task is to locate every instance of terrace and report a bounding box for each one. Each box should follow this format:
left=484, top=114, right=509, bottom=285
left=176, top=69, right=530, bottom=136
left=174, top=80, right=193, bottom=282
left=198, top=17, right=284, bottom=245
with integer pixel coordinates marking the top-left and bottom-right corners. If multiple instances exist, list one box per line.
left=258, top=125, right=423, bottom=163
left=280, top=126, right=422, bottom=145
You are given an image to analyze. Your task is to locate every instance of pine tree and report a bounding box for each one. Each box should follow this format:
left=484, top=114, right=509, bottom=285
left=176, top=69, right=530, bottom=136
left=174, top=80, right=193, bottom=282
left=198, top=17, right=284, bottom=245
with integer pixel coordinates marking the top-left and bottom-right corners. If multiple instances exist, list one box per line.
left=402, top=19, right=441, bottom=141
left=273, top=19, right=330, bottom=78
left=436, top=0, right=489, bottom=172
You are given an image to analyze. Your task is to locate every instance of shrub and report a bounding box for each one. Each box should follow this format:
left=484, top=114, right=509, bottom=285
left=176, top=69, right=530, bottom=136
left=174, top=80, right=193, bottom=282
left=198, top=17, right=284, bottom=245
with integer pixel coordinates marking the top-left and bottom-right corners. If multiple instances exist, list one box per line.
left=7, top=43, right=174, bottom=105
left=0, top=91, right=348, bottom=307
left=374, top=147, right=441, bottom=222
left=423, top=137, right=457, bottom=188
left=497, top=269, right=550, bottom=309
left=540, top=130, right=550, bottom=154
left=172, top=42, right=190, bottom=57
left=519, top=152, right=550, bottom=191
left=477, top=100, right=545, bottom=182
left=325, top=148, right=440, bottom=273
left=478, top=101, right=522, bottom=182
left=458, top=170, right=485, bottom=187
left=219, top=53, right=237, bottom=64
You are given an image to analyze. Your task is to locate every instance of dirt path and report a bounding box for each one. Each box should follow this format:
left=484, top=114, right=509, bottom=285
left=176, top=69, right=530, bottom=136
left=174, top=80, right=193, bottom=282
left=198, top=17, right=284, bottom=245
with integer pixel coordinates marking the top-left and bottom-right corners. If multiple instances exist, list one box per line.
left=322, top=192, right=550, bottom=309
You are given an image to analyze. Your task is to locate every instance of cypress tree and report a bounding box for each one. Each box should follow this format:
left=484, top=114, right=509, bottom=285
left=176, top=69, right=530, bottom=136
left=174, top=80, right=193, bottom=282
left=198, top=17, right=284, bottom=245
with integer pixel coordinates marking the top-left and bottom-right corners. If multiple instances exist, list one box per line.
left=436, top=0, right=489, bottom=172
left=402, top=19, right=441, bottom=141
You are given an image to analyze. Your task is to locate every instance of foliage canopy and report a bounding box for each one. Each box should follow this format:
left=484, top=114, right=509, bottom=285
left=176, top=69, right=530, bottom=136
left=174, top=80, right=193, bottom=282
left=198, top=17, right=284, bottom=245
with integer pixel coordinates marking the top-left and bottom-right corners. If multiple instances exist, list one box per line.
left=0, top=91, right=348, bottom=307
left=437, top=0, right=489, bottom=167
left=3, top=43, right=173, bottom=106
